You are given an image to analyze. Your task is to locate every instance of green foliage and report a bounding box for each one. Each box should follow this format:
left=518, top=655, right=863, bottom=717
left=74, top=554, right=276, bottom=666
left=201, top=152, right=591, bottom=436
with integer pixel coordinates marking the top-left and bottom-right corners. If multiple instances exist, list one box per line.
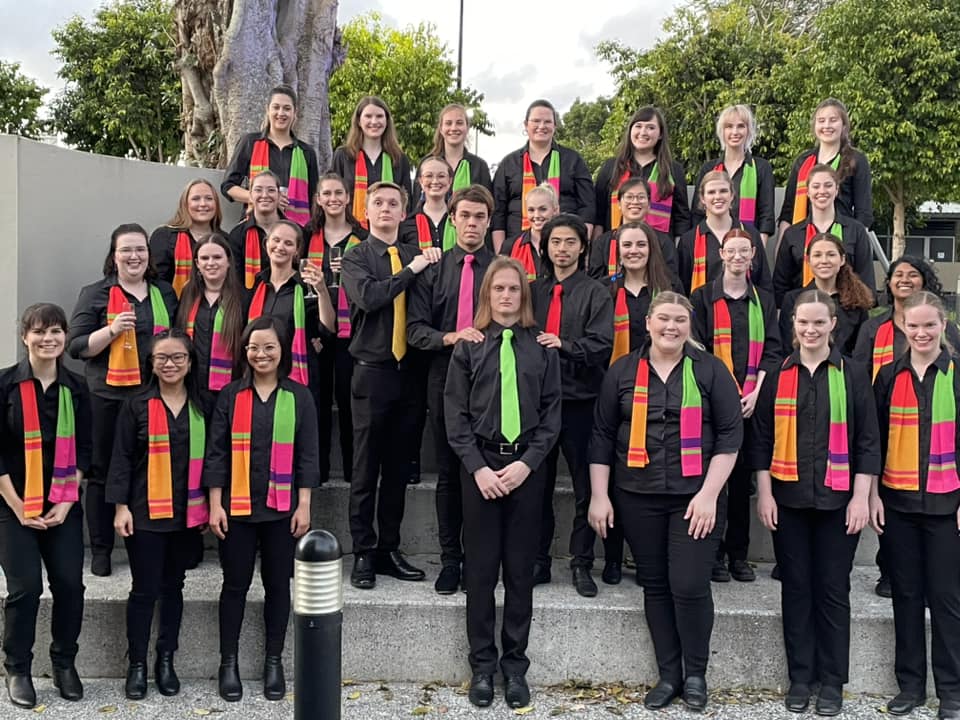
left=0, top=61, right=48, bottom=138
left=329, top=12, right=491, bottom=162
left=50, top=0, right=182, bottom=162
left=556, top=96, right=613, bottom=174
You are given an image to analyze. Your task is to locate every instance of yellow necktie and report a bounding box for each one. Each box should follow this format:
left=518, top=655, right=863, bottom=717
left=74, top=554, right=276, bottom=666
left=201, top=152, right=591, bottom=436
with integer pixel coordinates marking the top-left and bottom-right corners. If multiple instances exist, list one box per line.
left=388, top=246, right=406, bottom=360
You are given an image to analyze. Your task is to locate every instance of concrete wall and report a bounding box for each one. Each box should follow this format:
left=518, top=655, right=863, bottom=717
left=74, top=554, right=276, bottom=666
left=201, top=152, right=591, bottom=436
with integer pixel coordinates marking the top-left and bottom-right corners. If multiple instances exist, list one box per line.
left=0, top=135, right=243, bottom=365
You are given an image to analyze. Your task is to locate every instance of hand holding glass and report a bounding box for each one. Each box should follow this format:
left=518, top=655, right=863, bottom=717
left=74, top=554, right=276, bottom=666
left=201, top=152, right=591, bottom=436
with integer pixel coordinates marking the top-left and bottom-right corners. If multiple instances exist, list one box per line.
left=300, top=259, right=319, bottom=298
left=329, top=246, right=343, bottom=288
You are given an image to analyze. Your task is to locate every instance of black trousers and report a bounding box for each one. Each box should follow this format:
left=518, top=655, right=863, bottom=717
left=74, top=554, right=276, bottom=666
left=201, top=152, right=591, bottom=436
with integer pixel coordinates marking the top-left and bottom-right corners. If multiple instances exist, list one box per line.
left=218, top=518, right=296, bottom=657
left=428, top=355, right=463, bottom=568
left=772, top=505, right=859, bottom=686
left=407, top=353, right=430, bottom=483
left=316, top=338, right=354, bottom=485
left=461, top=450, right=545, bottom=677
left=0, top=504, right=84, bottom=674
left=615, top=488, right=719, bottom=685
left=716, top=455, right=753, bottom=563
left=88, top=393, right=121, bottom=557
left=124, top=528, right=198, bottom=662
left=882, top=508, right=960, bottom=701
left=349, top=363, right=418, bottom=553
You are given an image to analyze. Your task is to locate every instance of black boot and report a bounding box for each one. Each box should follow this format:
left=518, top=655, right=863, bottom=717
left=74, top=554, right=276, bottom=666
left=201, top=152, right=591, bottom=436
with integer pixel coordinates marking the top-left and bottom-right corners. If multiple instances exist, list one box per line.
left=154, top=651, right=180, bottom=696
left=5, top=674, right=36, bottom=709
left=125, top=661, right=147, bottom=700
left=218, top=655, right=242, bottom=702
left=52, top=664, right=83, bottom=701
left=263, top=655, right=285, bottom=700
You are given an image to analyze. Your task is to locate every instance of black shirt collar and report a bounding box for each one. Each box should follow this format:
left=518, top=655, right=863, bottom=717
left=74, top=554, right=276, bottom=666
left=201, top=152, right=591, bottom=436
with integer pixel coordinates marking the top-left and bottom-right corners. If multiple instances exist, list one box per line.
left=368, top=234, right=402, bottom=256
left=892, top=347, right=953, bottom=375
left=708, top=274, right=755, bottom=301
left=781, top=345, right=844, bottom=371
left=11, top=357, right=81, bottom=391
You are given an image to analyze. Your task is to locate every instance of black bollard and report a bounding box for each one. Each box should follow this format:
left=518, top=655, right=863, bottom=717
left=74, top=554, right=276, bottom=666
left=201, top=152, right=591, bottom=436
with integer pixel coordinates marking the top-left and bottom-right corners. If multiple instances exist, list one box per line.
left=294, top=529, right=343, bottom=720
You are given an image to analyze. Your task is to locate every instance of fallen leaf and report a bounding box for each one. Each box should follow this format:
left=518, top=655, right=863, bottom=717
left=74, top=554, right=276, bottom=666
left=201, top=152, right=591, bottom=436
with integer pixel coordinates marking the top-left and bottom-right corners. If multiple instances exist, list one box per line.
left=98, top=707, right=118, bottom=714
left=32, top=705, right=46, bottom=714
left=549, top=707, right=568, bottom=717
left=342, top=679, right=357, bottom=686
left=514, top=706, right=535, bottom=715
left=347, top=691, right=361, bottom=700
left=193, top=710, right=211, bottom=717
left=412, top=706, right=432, bottom=715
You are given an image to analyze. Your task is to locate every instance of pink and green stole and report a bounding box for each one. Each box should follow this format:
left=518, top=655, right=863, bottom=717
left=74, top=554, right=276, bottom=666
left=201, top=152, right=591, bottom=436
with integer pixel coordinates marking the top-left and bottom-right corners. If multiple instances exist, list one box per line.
left=883, top=362, right=959, bottom=493
left=646, top=163, right=674, bottom=234
left=872, top=319, right=895, bottom=381
left=336, top=235, right=363, bottom=339
left=106, top=285, right=170, bottom=387
left=19, top=381, right=78, bottom=518
left=229, top=387, right=296, bottom=515
left=248, top=281, right=308, bottom=385
left=712, top=287, right=764, bottom=396
left=521, top=149, right=560, bottom=231
left=714, top=160, right=757, bottom=229
left=352, top=151, right=393, bottom=227
left=147, top=398, right=208, bottom=526
left=250, top=139, right=309, bottom=227
left=186, top=298, right=232, bottom=391
left=172, top=231, right=193, bottom=298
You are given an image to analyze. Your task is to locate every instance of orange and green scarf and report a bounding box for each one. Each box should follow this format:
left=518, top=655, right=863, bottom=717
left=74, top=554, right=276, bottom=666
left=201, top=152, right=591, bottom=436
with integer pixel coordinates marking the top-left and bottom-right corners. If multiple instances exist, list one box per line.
left=185, top=298, right=232, bottom=391
left=243, top=226, right=262, bottom=290
left=250, top=139, right=310, bottom=227
left=606, top=230, right=620, bottom=279
left=872, top=319, right=895, bottom=381
left=352, top=150, right=394, bottom=227
left=714, top=160, right=757, bottom=229
left=19, top=381, right=78, bottom=518
left=248, top=281, right=308, bottom=385
left=520, top=149, right=560, bottom=231
left=172, top=231, right=193, bottom=298
left=609, top=170, right=631, bottom=230
left=106, top=285, right=170, bottom=387
left=610, top=285, right=630, bottom=366
left=712, top=287, right=764, bottom=396
left=802, top=221, right=842, bottom=286
left=147, top=398, right=208, bottom=526
left=792, top=152, right=841, bottom=224
left=691, top=226, right=709, bottom=293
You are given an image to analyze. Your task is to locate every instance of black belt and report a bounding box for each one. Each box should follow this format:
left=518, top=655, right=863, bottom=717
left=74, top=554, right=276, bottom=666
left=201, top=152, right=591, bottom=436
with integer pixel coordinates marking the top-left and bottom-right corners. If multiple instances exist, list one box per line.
left=355, top=358, right=410, bottom=371
left=477, top=438, right=529, bottom=456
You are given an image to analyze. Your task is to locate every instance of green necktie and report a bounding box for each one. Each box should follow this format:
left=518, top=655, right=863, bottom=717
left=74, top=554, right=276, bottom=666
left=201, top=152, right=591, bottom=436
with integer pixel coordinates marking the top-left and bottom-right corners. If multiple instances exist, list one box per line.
left=500, top=328, right=521, bottom=442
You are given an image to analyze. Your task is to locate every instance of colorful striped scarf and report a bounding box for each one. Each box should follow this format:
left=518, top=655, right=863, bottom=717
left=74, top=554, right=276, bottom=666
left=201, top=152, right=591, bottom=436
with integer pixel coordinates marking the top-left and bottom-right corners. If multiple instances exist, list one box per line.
left=229, top=386, right=297, bottom=515
left=883, top=362, right=959, bottom=493
left=248, top=280, right=309, bottom=385
left=147, top=397, right=208, bottom=525
left=712, top=286, right=764, bottom=396
left=691, top=226, right=709, bottom=292
left=172, top=231, right=193, bottom=298
left=186, top=298, right=232, bottom=392
left=415, top=213, right=435, bottom=250
left=714, top=159, right=757, bottom=229
left=336, top=235, right=363, bottom=339
left=802, top=221, right=843, bottom=286
left=307, top=228, right=325, bottom=264
left=520, top=149, right=560, bottom=231
left=509, top=234, right=538, bottom=282
left=244, top=226, right=262, bottom=290
left=285, top=145, right=311, bottom=226
left=19, top=381, right=78, bottom=518
left=610, top=286, right=630, bottom=366
left=106, top=285, right=170, bottom=387
left=606, top=230, right=620, bottom=279
left=352, top=151, right=393, bottom=227
left=792, top=152, right=841, bottom=224
left=627, top=356, right=702, bottom=476
left=872, top=319, right=895, bottom=381
left=609, top=170, right=631, bottom=230
left=646, top=163, right=673, bottom=234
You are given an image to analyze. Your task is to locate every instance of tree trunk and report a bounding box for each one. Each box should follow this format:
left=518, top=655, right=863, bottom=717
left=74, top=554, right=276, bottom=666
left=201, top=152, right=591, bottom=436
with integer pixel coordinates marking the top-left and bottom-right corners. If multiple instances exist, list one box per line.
left=887, top=180, right=907, bottom=260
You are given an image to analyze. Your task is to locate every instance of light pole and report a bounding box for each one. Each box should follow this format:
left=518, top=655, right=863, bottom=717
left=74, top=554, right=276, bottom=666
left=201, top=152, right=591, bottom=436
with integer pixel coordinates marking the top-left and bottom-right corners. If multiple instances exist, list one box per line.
left=457, top=0, right=464, bottom=90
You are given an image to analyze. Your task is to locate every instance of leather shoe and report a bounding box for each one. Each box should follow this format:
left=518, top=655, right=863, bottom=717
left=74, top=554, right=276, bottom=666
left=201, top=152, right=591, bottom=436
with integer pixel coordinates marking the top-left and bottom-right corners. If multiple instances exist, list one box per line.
left=730, top=559, right=756, bottom=582
left=351, top=553, right=376, bottom=589
left=5, top=674, right=36, bottom=709
left=572, top=567, right=598, bottom=597
left=816, top=684, right=843, bottom=716
left=601, top=560, right=622, bottom=585
left=532, top=562, right=551, bottom=585
left=218, top=655, right=242, bottom=702
left=125, top=661, right=148, bottom=700
left=644, top=680, right=681, bottom=710
left=467, top=673, right=494, bottom=707
left=939, top=700, right=960, bottom=719
left=53, top=664, right=83, bottom=701
left=154, top=651, right=180, bottom=696
left=683, top=675, right=708, bottom=711
left=375, top=551, right=425, bottom=581
left=505, top=674, right=530, bottom=708
left=785, top=682, right=811, bottom=712
left=434, top=565, right=461, bottom=595
left=876, top=575, right=893, bottom=598
left=91, top=553, right=112, bottom=577
left=263, top=655, right=285, bottom=700
left=887, top=691, right=924, bottom=715
left=711, top=558, right=731, bottom=583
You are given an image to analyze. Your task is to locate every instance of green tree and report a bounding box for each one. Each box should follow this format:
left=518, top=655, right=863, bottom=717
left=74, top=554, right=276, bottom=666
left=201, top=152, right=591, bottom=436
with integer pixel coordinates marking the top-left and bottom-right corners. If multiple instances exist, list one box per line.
left=50, top=0, right=182, bottom=162
left=0, top=61, right=48, bottom=138
left=557, top=96, right=612, bottom=174
left=329, top=12, right=490, bottom=163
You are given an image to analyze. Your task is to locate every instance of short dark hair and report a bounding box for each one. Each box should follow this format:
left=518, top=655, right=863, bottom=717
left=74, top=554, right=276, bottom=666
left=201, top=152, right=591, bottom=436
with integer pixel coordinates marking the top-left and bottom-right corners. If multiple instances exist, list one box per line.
left=240, top=316, right=292, bottom=379
left=20, top=303, right=69, bottom=336
left=539, top=213, right=588, bottom=274
left=448, top=185, right=494, bottom=216
left=102, top=223, right=157, bottom=279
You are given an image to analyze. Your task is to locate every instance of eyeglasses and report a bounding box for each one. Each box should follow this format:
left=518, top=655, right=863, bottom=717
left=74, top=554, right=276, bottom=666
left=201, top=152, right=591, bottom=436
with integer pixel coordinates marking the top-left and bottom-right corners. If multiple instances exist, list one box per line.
left=152, top=353, right=189, bottom=366
left=116, top=247, right=148, bottom=257
left=251, top=187, right=279, bottom=196
left=246, top=343, right=280, bottom=355
left=621, top=194, right=648, bottom=204
left=722, top=248, right=753, bottom=257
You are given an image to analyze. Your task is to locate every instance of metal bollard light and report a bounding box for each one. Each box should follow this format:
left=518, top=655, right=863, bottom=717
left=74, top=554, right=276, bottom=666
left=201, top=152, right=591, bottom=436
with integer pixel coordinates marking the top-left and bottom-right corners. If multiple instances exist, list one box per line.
left=293, top=529, right=343, bottom=720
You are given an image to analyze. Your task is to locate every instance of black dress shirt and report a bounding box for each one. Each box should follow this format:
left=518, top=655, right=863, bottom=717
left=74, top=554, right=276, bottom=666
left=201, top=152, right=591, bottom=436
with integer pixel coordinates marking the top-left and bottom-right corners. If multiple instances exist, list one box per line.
left=531, top=271, right=613, bottom=401
left=149, top=226, right=222, bottom=287
left=593, top=157, right=691, bottom=238
left=226, top=215, right=275, bottom=283
left=177, top=293, right=250, bottom=394
left=853, top=310, right=960, bottom=369
left=874, top=349, right=960, bottom=516
left=444, top=322, right=562, bottom=474
left=203, top=377, right=320, bottom=522
left=690, top=154, right=776, bottom=236
left=588, top=345, right=743, bottom=495
left=779, top=283, right=868, bottom=356
left=398, top=212, right=451, bottom=249
left=0, top=359, right=91, bottom=515
left=499, top=232, right=544, bottom=279
left=68, top=277, right=179, bottom=399
left=221, top=131, right=319, bottom=205
left=750, top=349, right=880, bottom=510
left=676, top=221, right=772, bottom=296
left=587, top=228, right=680, bottom=284
left=778, top=147, right=874, bottom=229
left=250, top=269, right=329, bottom=345
left=492, top=143, right=595, bottom=237
left=329, top=147, right=415, bottom=213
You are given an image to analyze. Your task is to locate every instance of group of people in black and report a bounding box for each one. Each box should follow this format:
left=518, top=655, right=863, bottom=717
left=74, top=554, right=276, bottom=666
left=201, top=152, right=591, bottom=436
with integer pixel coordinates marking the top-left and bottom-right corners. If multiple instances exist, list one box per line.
left=1, top=85, right=958, bottom=720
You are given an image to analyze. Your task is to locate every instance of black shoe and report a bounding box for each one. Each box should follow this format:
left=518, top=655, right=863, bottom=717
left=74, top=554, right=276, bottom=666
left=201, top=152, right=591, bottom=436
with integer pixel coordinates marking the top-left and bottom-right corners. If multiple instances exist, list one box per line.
left=939, top=699, right=960, bottom=719
left=263, top=655, right=285, bottom=700
left=5, top=674, right=36, bottom=709
left=644, top=680, right=681, bottom=710
left=154, top=651, right=180, bottom=696
left=125, top=661, right=148, bottom=700
left=407, top=461, right=421, bottom=485
left=91, top=553, right=112, bottom=577
left=351, top=553, right=376, bottom=589
left=572, top=567, right=598, bottom=597
left=876, top=575, right=893, bottom=598
left=711, top=558, right=731, bottom=583
left=815, top=684, right=843, bottom=716
left=218, top=655, right=242, bottom=702
left=434, top=565, right=461, bottom=595
left=53, top=664, right=84, bottom=701
left=771, top=564, right=781, bottom=581
left=730, top=559, right=756, bottom=582
left=785, top=682, right=811, bottom=712
left=887, top=691, right=925, bottom=715
left=505, top=675, right=530, bottom=709
left=532, top=562, right=551, bottom=585
left=601, top=561, right=622, bottom=585
left=374, top=551, right=425, bottom=581
left=682, top=676, right=708, bottom=712
left=468, top=673, right=494, bottom=707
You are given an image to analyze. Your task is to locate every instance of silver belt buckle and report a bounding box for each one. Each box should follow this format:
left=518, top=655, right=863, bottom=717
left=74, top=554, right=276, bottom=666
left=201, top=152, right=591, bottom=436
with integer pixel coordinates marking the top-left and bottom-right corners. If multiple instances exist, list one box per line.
left=498, top=442, right=516, bottom=455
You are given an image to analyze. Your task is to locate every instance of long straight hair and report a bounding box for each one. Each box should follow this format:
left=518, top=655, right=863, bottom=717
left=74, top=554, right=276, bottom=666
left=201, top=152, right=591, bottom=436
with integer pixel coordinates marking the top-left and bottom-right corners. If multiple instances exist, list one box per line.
left=304, top=172, right=365, bottom=237
left=811, top=98, right=858, bottom=182
left=429, top=103, right=471, bottom=156
left=165, top=178, right=223, bottom=232
left=616, top=221, right=673, bottom=296
left=473, top=258, right=536, bottom=330
left=613, top=106, right=675, bottom=198
left=344, top=95, right=404, bottom=165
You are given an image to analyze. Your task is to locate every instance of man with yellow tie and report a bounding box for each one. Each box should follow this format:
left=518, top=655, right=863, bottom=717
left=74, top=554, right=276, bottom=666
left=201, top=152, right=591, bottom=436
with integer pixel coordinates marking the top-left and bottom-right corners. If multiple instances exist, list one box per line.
left=341, top=182, right=442, bottom=590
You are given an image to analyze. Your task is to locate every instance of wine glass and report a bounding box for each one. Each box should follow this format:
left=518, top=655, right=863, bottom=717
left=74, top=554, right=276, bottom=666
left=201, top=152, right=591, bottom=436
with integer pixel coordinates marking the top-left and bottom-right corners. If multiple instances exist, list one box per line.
left=300, top=259, right=319, bottom=298
left=329, top=246, right=343, bottom=288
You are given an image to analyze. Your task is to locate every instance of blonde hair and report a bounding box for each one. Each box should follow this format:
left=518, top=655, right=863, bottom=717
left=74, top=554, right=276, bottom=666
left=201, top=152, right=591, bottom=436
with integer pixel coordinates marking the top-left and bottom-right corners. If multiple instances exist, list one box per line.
left=525, top=182, right=559, bottom=209
left=429, top=103, right=471, bottom=156
left=698, top=169, right=734, bottom=197
left=646, top=291, right=704, bottom=350
left=166, top=178, right=222, bottom=232
left=715, top=104, right=757, bottom=151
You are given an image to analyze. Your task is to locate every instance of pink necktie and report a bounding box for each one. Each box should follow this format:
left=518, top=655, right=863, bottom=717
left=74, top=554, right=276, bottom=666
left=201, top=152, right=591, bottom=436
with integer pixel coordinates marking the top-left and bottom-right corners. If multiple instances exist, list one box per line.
left=456, top=255, right=475, bottom=331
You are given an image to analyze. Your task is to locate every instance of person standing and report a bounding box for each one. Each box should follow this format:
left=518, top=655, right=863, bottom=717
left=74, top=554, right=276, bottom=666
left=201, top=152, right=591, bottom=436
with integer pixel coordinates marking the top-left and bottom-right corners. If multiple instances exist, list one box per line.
left=227, top=170, right=284, bottom=290
left=425, top=104, right=493, bottom=193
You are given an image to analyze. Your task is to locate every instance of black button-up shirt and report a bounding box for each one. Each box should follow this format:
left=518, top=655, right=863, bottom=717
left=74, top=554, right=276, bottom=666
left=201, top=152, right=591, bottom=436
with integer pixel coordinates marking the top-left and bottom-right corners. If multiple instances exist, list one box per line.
left=853, top=309, right=960, bottom=369
left=750, top=349, right=880, bottom=510
left=874, top=349, right=960, bottom=516
left=329, top=147, right=414, bottom=213
left=221, top=131, right=319, bottom=205
left=499, top=232, right=544, bottom=279
left=587, top=228, right=680, bottom=285
left=226, top=215, right=275, bottom=283
left=676, top=221, right=772, bottom=296
left=177, top=293, right=250, bottom=395
left=398, top=212, right=451, bottom=249
left=149, top=226, right=222, bottom=287
left=444, top=322, right=562, bottom=474
left=593, top=157, right=691, bottom=238
left=779, top=283, right=868, bottom=356
left=588, top=345, right=743, bottom=495
left=778, top=147, right=874, bottom=229
left=203, top=377, right=320, bottom=522
left=690, top=154, right=776, bottom=237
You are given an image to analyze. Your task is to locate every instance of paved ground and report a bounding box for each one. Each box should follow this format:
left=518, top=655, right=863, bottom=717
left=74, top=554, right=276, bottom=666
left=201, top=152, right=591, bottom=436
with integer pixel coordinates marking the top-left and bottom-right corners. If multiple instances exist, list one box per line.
left=13, top=679, right=943, bottom=719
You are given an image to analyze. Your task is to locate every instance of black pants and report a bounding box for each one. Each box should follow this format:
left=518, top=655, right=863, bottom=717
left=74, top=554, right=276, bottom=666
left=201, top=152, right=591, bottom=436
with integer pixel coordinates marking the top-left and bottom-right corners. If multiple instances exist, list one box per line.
left=218, top=518, right=296, bottom=657
left=882, top=508, right=960, bottom=701
left=0, top=504, right=84, bottom=674
left=461, top=450, right=544, bottom=677
left=123, top=528, right=198, bottom=663
left=316, top=338, right=354, bottom=485
left=407, top=352, right=430, bottom=483
left=616, top=488, right=719, bottom=685
left=428, top=354, right=463, bottom=568
left=772, top=505, right=859, bottom=686
left=349, top=363, right=418, bottom=553
left=88, top=393, right=121, bottom=557
left=716, top=456, right=753, bottom=563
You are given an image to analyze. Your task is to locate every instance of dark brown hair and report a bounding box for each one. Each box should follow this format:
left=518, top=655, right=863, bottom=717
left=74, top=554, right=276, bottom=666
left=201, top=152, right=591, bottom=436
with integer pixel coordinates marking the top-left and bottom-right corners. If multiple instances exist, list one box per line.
left=805, top=233, right=874, bottom=311
left=613, top=107, right=674, bottom=199
left=344, top=96, right=404, bottom=166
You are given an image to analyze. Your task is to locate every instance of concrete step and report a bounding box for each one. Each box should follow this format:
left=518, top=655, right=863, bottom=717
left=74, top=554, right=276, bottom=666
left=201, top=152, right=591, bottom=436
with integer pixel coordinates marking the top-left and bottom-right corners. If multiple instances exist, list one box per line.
left=1, top=554, right=912, bottom=694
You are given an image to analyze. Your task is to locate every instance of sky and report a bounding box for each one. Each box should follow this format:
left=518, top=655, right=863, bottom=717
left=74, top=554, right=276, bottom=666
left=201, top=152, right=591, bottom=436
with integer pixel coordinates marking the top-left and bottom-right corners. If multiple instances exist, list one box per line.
left=1, top=0, right=684, bottom=164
